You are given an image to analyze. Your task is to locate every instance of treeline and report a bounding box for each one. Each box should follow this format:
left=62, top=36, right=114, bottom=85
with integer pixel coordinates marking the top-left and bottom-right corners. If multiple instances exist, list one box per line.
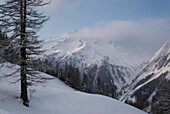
left=32, top=59, right=117, bottom=98
left=32, top=59, right=91, bottom=92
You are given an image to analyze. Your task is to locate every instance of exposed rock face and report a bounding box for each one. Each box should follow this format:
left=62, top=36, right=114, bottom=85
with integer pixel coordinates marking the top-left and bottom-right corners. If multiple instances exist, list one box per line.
left=121, top=39, right=170, bottom=113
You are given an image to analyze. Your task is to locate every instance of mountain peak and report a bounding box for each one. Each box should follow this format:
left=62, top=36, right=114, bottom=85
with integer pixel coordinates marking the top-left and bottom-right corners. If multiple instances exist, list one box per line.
left=42, top=33, right=151, bottom=67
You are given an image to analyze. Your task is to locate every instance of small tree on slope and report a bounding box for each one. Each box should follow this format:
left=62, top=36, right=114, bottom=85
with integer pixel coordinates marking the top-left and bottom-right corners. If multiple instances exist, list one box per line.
left=0, top=0, right=49, bottom=107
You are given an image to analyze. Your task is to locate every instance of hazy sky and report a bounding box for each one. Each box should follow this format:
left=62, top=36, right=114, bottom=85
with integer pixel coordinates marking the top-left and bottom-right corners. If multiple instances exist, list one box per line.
left=2, top=0, right=170, bottom=50
left=39, top=0, right=170, bottom=50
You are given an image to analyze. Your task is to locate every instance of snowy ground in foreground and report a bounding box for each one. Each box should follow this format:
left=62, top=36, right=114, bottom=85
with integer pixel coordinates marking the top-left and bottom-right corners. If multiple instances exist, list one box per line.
left=0, top=63, right=147, bottom=114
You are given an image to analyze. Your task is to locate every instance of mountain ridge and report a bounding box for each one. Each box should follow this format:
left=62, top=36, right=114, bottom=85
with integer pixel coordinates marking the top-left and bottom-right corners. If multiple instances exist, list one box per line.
left=40, top=31, right=152, bottom=97
left=120, top=39, right=170, bottom=113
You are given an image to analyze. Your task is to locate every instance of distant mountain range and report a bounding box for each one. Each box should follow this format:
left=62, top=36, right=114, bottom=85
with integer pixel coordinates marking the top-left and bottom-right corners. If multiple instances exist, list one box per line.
left=40, top=31, right=152, bottom=97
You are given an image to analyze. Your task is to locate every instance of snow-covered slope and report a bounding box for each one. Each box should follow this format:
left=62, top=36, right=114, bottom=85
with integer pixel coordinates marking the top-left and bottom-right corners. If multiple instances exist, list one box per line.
left=0, top=63, right=146, bottom=114
left=40, top=31, right=151, bottom=96
left=120, top=39, right=170, bottom=112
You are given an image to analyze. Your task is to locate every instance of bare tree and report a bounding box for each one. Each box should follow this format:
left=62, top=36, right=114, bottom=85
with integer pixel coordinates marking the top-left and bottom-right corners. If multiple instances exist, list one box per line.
left=0, top=0, right=49, bottom=107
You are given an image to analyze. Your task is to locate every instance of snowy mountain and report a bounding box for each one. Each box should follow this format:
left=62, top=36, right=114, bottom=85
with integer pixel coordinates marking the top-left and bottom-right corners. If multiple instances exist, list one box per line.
left=40, top=31, right=151, bottom=97
left=0, top=63, right=147, bottom=114
left=120, top=39, right=170, bottom=113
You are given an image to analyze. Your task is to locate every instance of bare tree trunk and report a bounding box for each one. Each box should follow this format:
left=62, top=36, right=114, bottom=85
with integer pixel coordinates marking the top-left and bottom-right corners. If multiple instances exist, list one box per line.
left=20, top=0, right=29, bottom=107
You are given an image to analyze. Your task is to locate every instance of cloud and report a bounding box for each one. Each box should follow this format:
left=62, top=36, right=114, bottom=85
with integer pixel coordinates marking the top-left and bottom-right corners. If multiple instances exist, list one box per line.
left=73, top=18, right=170, bottom=49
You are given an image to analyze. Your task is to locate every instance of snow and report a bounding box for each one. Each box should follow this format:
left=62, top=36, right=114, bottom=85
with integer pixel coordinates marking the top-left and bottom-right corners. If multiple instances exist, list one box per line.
left=39, top=31, right=153, bottom=95
left=134, top=66, right=170, bottom=92
left=41, top=31, right=151, bottom=67
left=135, top=39, right=170, bottom=82
left=120, top=38, right=170, bottom=104
left=0, top=63, right=147, bottom=114
left=0, top=109, right=11, bottom=114
left=149, top=39, right=170, bottom=63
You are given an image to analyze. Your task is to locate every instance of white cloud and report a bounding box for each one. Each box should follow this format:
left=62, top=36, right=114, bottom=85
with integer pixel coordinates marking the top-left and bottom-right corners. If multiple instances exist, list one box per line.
left=73, top=18, right=170, bottom=49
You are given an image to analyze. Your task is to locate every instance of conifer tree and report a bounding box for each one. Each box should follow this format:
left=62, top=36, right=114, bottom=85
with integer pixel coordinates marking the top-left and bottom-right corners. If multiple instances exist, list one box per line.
left=97, top=77, right=101, bottom=94
left=55, top=61, right=59, bottom=77
left=82, top=73, right=88, bottom=92
left=64, top=63, right=69, bottom=84
left=74, top=68, right=80, bottom=90
left=0, top=0, right=49, bottom=107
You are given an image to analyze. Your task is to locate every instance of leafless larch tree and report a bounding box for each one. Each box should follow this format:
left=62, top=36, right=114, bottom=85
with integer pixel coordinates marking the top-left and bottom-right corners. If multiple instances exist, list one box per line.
left=0, top=0, right=49, bottom=107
